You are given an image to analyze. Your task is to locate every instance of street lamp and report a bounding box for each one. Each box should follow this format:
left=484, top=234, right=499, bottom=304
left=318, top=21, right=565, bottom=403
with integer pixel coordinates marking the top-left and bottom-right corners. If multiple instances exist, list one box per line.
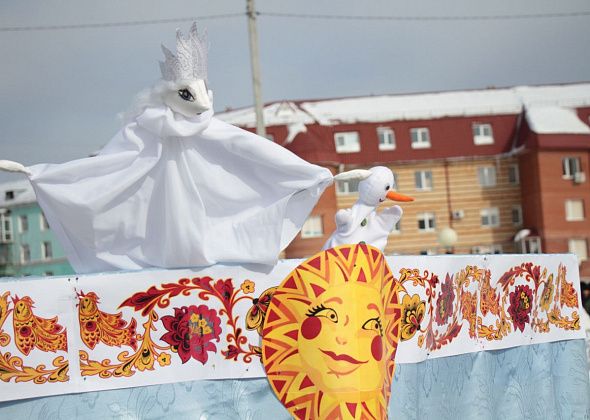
left=438, top=227, right=458, bottom=254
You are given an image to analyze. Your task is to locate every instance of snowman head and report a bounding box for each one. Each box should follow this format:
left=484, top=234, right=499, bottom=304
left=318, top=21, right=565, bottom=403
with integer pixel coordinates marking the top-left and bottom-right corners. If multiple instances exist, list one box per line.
left=359, top=166, right=395, bottom=206
left=355, top=166, right=414, bottom=206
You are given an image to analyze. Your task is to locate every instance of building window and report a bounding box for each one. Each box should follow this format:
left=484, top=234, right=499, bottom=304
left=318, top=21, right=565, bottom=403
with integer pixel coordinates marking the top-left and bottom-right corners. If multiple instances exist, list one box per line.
left=301, top=215, right=323, bottom=238
left=512, top=205, right=523, bottom=226
left=415, top=170, right=433, bottom=191
left=336, top=179, right=360, bottom=195
left=42, top=241, right=53, bottom=260
left=19, top=215, right=28, bottom=233
left=391, top=172, right=398, bottom=190
left=568, top=239, right=588, bottom=262
left=410, top=128, right=431, bottom=149
left=377, top=127, right=396, bottom=151
left=418, top=212, right=436, bottom=232
left=516, top=236, right=542, bottom=253
left=40, top=213, right=50, bottom=231
left=508, top=165, right=520, bottom=185
left=20, top=244, right=30, bottom=263
left=0, top=215, right=12, bottom=242
left=527, top=237, right=542, bottom=253
left=562, top=157, right=581, bottom=179
left=472, top=123, right=494, bottom=145
left=334, top=132, right=361, bottom=153
left=420, top=249, right=436, bottom=255
left=477, top=166, right=497, bottom=187
left=471, top=244, right=503, bottom=254
left=565, top=199, right=584, bottom=221
left=480, top=207, right=500, bottom=227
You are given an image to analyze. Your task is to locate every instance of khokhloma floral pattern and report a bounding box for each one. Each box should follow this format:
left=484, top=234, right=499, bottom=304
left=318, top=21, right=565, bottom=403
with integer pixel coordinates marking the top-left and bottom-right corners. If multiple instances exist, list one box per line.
left=0, top=255, right=585, bottom=403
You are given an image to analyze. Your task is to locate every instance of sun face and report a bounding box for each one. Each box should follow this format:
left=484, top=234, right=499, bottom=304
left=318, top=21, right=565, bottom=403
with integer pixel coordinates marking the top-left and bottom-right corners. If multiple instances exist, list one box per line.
left=298, top=282, right=385, bottom=398
left=262, top=244, right=402, bottom=420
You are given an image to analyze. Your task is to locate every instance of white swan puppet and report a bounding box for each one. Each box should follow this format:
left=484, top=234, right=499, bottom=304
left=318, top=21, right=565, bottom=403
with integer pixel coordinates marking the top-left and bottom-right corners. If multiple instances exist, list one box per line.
left=0, top=23, right=333, bottom=273
left=323, top=166, right=414, bottom=251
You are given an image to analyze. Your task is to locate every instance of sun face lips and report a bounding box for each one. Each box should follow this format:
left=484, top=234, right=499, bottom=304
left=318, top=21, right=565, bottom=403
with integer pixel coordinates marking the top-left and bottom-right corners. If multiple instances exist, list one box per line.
left=320, top=349, right=368, bottom=365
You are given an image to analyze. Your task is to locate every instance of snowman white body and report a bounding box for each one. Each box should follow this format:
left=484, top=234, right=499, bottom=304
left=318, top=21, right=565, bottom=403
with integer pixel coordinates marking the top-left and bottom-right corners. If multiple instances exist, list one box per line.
left=323, top=167, right=408, bottom=252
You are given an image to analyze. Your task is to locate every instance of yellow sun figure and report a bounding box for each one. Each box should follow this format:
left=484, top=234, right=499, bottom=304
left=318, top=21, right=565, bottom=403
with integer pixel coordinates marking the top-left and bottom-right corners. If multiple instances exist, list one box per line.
left=262, top=244, right=402, bottom=420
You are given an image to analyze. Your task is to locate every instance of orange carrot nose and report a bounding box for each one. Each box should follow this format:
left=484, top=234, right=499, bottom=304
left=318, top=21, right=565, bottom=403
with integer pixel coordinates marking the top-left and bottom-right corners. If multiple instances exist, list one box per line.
left=386, top=190, right=415, bottom=202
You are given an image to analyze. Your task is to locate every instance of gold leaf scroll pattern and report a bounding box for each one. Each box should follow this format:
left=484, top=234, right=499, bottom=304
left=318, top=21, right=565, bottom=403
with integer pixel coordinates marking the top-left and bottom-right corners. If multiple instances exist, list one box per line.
left=0, top=291, right=69, bottom=384
left=79, top=310, right=170, bottom=378
left=79, top=278, right=263, bottom=379
left=397, top=263, right=580, bottom=352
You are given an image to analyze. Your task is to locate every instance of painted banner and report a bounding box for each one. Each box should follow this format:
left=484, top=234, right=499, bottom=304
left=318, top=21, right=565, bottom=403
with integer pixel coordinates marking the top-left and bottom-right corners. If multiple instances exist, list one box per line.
left=0, top=254, right=585, bottom=402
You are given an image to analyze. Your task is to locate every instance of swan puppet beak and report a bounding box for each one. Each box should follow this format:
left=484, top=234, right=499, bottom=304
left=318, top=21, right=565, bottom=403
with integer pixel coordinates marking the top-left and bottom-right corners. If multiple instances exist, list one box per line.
left=386, top=190, right=414, bottom=202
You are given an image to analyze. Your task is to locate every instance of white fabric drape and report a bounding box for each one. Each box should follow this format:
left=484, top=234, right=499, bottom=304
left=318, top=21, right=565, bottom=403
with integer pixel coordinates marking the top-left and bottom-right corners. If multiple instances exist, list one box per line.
left=28, top=106, right=332, bottom=273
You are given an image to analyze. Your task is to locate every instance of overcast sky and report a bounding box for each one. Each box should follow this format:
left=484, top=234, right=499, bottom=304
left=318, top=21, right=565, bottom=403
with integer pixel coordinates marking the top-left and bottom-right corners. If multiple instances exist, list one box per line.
left=1, top=1, right=589, bottom=183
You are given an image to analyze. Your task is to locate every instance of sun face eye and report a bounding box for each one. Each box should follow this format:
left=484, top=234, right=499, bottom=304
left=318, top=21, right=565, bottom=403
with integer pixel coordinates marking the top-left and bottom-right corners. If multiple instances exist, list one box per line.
left=178, top=88, right=195, bottom=102
left=306, top=304, right=338, bottom=323
left=362, top=317, right=383, bottom=336
left=385, top=185, right=390, bottom=191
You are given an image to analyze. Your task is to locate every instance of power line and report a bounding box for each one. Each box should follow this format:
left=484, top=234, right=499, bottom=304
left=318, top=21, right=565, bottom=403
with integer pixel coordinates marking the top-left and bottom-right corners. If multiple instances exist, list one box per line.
left=0, top=14, right=244, bottom=32
left=1, top=9, right=589, bottom=33
left=258, top=10, right=590, bottom=21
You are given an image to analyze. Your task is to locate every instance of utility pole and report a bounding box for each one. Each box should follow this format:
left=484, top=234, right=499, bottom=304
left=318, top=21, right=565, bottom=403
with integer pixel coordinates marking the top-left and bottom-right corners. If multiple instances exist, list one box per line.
left=246, top=0, right=267, bottom=138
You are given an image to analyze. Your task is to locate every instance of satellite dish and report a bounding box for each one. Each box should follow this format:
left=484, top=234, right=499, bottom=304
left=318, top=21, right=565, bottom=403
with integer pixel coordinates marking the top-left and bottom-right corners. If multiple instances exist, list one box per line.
left=514, top=229, right=531, bottom=243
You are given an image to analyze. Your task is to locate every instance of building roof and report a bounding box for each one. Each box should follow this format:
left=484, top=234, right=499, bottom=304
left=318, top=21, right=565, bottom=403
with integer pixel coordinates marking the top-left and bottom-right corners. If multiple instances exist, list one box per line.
left=0, top=179, right=36, bottom=208
left=217, top=83, right=590, bottom=129
left=299, top=89, right=522, bottom=126
left=515, top=84, right=590, bottom=109
left=526, top=106, right=590, bottom=134
left=219, top=101, right=315, bottom=128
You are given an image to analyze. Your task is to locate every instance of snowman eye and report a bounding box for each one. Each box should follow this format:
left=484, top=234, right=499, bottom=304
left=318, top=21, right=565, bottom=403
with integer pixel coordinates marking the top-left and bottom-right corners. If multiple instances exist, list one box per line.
left=178, top=89, right=195, bottom=102
left=385, top=185, right=390, bottom=191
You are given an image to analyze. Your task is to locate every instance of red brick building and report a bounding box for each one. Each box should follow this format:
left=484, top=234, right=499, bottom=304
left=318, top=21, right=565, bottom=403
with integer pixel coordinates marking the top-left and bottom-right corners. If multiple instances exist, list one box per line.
left=218, top=83, right=590, bottom=280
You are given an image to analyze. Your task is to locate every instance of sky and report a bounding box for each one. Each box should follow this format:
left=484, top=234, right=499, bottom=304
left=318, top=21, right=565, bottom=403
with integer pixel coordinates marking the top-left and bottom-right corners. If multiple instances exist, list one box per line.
left=0, top=0, right=589, bottom=183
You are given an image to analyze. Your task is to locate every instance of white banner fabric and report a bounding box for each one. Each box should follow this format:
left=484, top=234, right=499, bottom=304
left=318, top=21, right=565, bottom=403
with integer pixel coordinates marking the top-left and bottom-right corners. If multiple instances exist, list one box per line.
left=0, top=254, right=585, bottom=401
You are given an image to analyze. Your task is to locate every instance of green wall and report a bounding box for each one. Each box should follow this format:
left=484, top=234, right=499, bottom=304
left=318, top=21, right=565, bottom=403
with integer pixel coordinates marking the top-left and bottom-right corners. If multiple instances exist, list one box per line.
left=0, top=203, right=74, bottom=277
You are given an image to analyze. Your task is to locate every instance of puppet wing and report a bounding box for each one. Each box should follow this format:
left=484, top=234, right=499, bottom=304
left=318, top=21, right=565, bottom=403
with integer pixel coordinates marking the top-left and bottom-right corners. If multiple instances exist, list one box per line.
left=27, top=106, right=332, bottom=273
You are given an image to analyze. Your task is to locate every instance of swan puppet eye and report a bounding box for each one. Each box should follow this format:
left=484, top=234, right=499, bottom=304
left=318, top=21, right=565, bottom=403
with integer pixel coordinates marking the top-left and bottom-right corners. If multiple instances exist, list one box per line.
left=385, top=185, right=390, bottom=191
left=178, top=88, right=195, bottom=102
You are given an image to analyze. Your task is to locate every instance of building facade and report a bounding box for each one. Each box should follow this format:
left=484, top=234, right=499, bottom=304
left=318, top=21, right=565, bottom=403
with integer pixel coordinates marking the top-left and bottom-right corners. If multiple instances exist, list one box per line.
left=0, top=180, right=74, bottom=277
left=218, top=83, right=590, bottom=280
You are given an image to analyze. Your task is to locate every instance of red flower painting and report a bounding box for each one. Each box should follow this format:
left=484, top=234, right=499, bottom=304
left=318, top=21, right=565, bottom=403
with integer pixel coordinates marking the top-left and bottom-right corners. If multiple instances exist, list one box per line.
left=161, top=304, right=222, bottom=364
left=507, top=285, right=533, bottom=332
left=214, top=279, right=234, bottom=302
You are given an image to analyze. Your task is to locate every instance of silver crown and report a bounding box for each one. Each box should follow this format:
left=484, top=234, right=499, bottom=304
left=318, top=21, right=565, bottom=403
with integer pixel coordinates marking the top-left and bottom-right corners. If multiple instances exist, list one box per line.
left=159, top=22, right=208, bottom=83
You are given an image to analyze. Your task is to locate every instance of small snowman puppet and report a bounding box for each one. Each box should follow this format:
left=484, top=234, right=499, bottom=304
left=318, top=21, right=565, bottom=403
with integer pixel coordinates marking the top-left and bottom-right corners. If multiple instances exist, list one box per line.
left=323, top=166, right=414, bottom=251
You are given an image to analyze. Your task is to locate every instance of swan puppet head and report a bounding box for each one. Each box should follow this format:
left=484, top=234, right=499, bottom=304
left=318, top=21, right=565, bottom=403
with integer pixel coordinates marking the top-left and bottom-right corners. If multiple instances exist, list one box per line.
left=159, top=23, right=212, bottom=117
